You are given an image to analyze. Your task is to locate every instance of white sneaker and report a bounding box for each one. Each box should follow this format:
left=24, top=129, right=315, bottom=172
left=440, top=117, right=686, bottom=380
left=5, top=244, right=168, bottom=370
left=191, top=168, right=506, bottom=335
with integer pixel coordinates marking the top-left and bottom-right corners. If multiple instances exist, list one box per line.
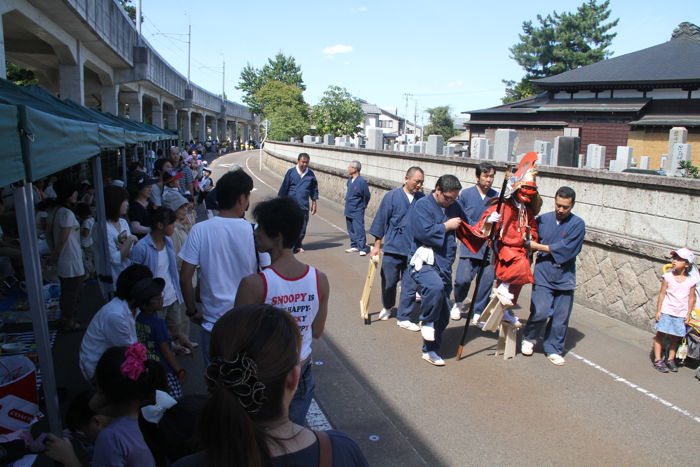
left=422, top=351, right=445, bottom=366
left=521, top=339, right=534, bottom=356
left=359, top=251, right=367, bottom=256
left=345, top=247, right=359, bottom=253
left=397, top=320, right=420, bottom=332
left=547, top=354, right=566, bottom=366
left=421, top=322, right=435, bottom=341
left=378, top=308, right=391, bottom=320
left=502, top=310, right=520, bottom=325
left=471, top=313, right=481, bottom=325
left=450, top=302, right=462, bottom=321
left=415, top=292, right=422, bottom=302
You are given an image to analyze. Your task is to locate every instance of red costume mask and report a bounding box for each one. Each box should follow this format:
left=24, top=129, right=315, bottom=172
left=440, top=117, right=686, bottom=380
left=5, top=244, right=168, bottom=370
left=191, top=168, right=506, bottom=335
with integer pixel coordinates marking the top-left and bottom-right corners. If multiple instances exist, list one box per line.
left=516, top=184, right=537, bottom=204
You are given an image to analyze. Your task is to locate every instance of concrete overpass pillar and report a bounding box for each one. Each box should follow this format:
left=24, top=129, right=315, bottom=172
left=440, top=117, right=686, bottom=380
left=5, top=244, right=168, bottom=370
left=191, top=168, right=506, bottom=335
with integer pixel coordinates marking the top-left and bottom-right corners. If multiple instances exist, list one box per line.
left=198, top=115, right=206, bottom=142
left=151, top=103, right=163, bottom=128
left=0, top=16, right=6, bottom=80
left=242, top=123, right=249, bottom=143
left=101, top=85, right=119, bottom=114
left=167, top=109, right=177, bottom=131
left=180, top=111, right=191, bottom=142
left=210, top=118, right=218, bottom=141
left=128, top=99, right=142, bottom=122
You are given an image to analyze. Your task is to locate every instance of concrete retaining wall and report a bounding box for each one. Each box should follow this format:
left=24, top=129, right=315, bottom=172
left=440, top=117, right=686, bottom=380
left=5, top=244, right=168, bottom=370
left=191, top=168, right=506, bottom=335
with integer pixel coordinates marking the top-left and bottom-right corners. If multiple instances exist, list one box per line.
left=264, top=141, right=700, bottom=331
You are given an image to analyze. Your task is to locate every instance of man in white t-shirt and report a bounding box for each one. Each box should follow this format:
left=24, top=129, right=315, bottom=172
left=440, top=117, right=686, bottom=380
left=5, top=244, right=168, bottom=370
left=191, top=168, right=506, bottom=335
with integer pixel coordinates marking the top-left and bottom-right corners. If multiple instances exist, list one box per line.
left=179, top=169, right=260, bottom=363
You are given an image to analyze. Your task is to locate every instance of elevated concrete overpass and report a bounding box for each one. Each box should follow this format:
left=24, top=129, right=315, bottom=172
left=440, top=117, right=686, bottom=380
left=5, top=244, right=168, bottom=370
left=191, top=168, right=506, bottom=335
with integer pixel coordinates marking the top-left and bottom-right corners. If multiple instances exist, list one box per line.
left=0, top=0, right=258, bottom=143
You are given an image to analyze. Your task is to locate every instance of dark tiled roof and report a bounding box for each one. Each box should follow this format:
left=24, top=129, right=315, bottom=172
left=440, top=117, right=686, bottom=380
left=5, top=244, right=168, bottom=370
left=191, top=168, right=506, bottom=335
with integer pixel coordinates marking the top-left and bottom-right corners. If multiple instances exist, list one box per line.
left=537, top=99, right=650, bottom=112
left=534, top=36, right=700, bottom=88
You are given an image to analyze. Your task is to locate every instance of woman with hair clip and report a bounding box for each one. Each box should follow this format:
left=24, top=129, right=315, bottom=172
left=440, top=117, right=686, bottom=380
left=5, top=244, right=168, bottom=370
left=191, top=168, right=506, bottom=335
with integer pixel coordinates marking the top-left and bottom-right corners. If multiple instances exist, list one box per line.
left=173, top=304, right=368, bottom=467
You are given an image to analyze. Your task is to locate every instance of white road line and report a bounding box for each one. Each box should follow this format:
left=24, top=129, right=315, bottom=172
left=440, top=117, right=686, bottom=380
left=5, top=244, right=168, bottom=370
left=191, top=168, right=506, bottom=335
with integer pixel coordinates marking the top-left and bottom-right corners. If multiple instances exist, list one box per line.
left=244, top=154, right=348, bottom=234
left=306, top=399, right=333, bottom=430
left=567, top=351, right=700, bottom=424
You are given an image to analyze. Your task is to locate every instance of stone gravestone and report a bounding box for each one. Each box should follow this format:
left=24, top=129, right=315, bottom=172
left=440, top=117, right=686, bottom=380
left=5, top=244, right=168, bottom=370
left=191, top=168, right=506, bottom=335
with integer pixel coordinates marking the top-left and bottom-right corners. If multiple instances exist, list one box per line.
left=578, top=154, right=585, bottom=168
left=366, top=127, right=383, bottom=150
left=444, top=144, right=457, bottom=156
left=314, top=136, right=322, bottom=144
left=639, top=156, right=650, bottom=169
left=586, top=144, right=606, bottom=169
left=533, top=140, right=552, bottom=165
left=493, top=129, right=517, bottom=162
left=660, top=155, right=669, bottom=171
left=426, top=135, right=444, bottom=155
left=383, top=144, right=389, bottom=150
left=410, top=144, right=422, bottom=153
left=323, top=134, right=335, bottom=146
left=612, top=146, right=633, bottom=172
left=303, top=135, right=314, bottom=144
left=418, top=141, right=427, bottom=154
left=670, top=143, right=692, bottom=175
left=552, top=136, right=580, bottom=167
left=668, top=127, right=688, bottom=156
left=471, top=138, right=489, bottom=159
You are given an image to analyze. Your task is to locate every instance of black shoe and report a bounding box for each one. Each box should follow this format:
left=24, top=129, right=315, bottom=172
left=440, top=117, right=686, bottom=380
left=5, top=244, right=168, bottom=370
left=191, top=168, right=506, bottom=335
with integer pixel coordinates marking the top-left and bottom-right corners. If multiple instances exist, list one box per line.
left=653, top=360, right=669, bottom=373
left=666, top=359, right=678, bottom=372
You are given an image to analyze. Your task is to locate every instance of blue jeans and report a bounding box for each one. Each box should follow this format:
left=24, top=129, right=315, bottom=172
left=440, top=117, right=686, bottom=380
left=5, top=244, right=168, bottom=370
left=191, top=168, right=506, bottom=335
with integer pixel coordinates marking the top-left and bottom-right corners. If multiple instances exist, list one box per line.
left=523, top=285, right=574, bottom=356
left=289, top=361, right=315, bottom=426
left=379, top=253, right=405, bottom=310
left=454, top=257, right=495, bottom=316
left=345, top=214, right=368, bottom=252
left=411, top=266, right=451, bottom=353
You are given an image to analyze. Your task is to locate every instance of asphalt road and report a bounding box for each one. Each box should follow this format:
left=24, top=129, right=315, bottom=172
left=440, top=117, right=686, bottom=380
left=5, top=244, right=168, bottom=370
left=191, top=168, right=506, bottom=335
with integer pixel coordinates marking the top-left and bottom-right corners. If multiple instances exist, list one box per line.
left=200, top=150, right=700, bottom=466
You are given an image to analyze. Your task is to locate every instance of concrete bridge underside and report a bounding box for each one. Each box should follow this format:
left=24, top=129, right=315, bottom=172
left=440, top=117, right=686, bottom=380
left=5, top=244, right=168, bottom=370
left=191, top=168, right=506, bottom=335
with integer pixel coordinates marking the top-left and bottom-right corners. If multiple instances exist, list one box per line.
left=1, top=0, right=258, bottom=142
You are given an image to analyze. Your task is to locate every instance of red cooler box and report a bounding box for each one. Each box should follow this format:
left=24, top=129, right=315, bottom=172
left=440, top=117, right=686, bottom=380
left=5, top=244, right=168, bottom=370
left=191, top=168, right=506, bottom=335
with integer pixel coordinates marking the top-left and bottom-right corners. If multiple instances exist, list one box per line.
left=0, top=356, right=39, bottom=434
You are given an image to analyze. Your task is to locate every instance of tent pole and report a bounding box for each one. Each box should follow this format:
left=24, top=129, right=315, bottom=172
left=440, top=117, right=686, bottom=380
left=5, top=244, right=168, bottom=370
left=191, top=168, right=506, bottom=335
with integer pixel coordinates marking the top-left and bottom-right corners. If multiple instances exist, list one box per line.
left=92, top=155, right=113, bottom=297
left=121, top=146, right=127, bottom=183
left=14, top=182, right=62, bottom=435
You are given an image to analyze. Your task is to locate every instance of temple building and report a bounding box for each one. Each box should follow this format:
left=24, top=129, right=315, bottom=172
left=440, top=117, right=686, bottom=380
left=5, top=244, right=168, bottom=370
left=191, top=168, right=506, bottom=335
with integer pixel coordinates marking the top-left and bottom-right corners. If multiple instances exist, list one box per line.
left=464, top=22, right=700, bottom=169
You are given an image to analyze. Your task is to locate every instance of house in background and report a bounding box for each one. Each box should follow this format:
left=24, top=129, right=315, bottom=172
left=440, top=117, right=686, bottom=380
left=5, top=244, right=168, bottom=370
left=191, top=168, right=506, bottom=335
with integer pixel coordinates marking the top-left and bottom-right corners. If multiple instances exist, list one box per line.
left=360, top=100, right=422, bottom=146
left=463, top=23, right=700, bottom=169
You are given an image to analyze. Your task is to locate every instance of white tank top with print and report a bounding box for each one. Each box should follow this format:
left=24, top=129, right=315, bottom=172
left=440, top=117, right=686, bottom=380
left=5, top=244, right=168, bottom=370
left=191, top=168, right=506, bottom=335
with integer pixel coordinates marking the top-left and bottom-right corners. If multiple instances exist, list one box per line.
left=261, top=265, right=319, bottom=361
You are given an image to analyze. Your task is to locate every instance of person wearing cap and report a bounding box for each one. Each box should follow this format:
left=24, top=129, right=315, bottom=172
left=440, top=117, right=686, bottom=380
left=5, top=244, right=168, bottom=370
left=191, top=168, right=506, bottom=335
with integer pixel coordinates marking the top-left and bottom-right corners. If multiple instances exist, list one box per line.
left=162, top=170, right=184, bottom=210
left=79, top=264, right=153, bottom=381
left=197, top=167, right=213, bottom=206
left=134, top=277, right=187, bottom=399
left=150, top=159, right=174, bottom=207
left=168, top=146, right=194, bottom=195
left=522, top=186, right=586, bottom=366
left=127, top=171, right=158, bottom=239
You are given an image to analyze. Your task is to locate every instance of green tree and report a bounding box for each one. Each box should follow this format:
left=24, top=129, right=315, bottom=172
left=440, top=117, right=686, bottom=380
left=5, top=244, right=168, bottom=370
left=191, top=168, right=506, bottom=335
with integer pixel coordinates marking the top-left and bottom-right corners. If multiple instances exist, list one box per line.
left=6, top=61, right=38, bottom=86
left=237, top=53, right=305, bottom=115
left=502, top=0, right=618, bottom=103
left=118, top=0, right=136, bottom=22
left=310, top=86, right=364, bottom=136
left=424, top=106, right=456, bottom=141
left=255, top=81, right=309, bottom=140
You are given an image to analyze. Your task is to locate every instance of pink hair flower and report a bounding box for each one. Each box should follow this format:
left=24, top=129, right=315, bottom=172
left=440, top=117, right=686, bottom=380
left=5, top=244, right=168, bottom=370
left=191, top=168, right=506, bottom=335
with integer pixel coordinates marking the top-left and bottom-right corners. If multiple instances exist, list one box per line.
left=120, top=343, right=147, bottom=380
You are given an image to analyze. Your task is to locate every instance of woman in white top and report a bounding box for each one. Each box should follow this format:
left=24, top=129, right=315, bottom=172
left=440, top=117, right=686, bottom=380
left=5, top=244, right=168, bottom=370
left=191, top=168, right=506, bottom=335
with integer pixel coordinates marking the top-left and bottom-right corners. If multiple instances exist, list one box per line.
left=102, top=186, right=138, bottom=292
left=50, top=180, right=85, bottom=331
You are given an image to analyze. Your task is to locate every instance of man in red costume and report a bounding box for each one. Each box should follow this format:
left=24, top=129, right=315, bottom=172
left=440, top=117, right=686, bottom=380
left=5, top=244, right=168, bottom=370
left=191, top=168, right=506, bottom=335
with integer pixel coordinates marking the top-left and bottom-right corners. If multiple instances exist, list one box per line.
left=473, top=158, right=540, bottom=325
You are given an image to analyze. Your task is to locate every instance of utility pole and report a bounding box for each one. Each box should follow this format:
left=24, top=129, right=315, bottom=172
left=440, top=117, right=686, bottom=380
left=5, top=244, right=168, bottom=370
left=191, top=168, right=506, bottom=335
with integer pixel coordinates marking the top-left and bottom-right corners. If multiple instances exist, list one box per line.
left=136, top=0, right=142, bottom=35
left=414, top=99, right=418, bottom=141
left=187, top=24, right=191, bottom=85
left=402, top=92, right=412, bottom=151
left=222, top=57, right=226, bottom=103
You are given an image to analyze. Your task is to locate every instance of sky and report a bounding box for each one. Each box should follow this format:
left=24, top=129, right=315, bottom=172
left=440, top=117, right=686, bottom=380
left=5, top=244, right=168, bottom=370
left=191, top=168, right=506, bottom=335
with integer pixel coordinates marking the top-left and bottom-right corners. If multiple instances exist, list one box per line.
left=139, top=0, right=697, bottom=125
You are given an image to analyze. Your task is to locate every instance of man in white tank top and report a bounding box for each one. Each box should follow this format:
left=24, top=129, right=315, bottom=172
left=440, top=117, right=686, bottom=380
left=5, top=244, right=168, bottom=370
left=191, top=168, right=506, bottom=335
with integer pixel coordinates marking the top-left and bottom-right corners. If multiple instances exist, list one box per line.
left=236, top=197, right=329, bottom=427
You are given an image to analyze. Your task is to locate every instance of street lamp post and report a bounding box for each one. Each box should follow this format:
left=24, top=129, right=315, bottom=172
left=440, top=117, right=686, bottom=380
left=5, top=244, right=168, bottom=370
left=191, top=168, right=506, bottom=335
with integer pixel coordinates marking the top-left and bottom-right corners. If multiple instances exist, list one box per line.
left=259, top=119, right=270, bottom=171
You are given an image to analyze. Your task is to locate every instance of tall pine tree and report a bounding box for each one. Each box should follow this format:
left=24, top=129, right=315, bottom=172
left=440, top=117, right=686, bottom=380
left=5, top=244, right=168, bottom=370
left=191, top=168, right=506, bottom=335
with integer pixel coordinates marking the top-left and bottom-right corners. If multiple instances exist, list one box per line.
left=503, top=0, right=618, bottom=103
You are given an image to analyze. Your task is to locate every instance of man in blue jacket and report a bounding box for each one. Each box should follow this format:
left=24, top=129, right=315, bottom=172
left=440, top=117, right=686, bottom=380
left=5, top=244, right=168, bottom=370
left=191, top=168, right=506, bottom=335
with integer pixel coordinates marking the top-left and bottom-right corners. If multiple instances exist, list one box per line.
left=522, top=186, right=585, bottom=366
left=452, top=162, right=498, bottom=321
left=409, top=175, right=468, bottom=366
left=278, top=153, right=319, bottom=253
left=344, top=160, right=371, bottom=255
left=368, top=166, right=425, bottom=331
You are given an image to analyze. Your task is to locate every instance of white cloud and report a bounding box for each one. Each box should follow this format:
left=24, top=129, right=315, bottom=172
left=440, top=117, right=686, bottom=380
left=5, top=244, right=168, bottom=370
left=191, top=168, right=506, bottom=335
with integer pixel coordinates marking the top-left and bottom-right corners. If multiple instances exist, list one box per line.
left=358, top=6, right=368, bottom=12
left=322, top=44, right=353, bottom=55
left=447, top=80, right=464, bottom=88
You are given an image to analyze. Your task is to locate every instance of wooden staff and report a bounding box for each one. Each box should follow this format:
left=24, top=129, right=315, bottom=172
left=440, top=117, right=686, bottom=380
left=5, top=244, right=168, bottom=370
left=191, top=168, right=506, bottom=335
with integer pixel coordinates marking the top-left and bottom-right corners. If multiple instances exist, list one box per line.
left=455, top=165, right=513, bottom=360
left=360, top=255, right=379, bottom=325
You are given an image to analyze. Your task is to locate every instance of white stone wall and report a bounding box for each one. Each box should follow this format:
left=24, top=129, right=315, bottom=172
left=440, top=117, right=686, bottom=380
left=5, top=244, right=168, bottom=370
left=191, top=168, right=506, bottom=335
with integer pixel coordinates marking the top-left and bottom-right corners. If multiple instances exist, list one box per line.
left=264, top=141, right=700, bottom=331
